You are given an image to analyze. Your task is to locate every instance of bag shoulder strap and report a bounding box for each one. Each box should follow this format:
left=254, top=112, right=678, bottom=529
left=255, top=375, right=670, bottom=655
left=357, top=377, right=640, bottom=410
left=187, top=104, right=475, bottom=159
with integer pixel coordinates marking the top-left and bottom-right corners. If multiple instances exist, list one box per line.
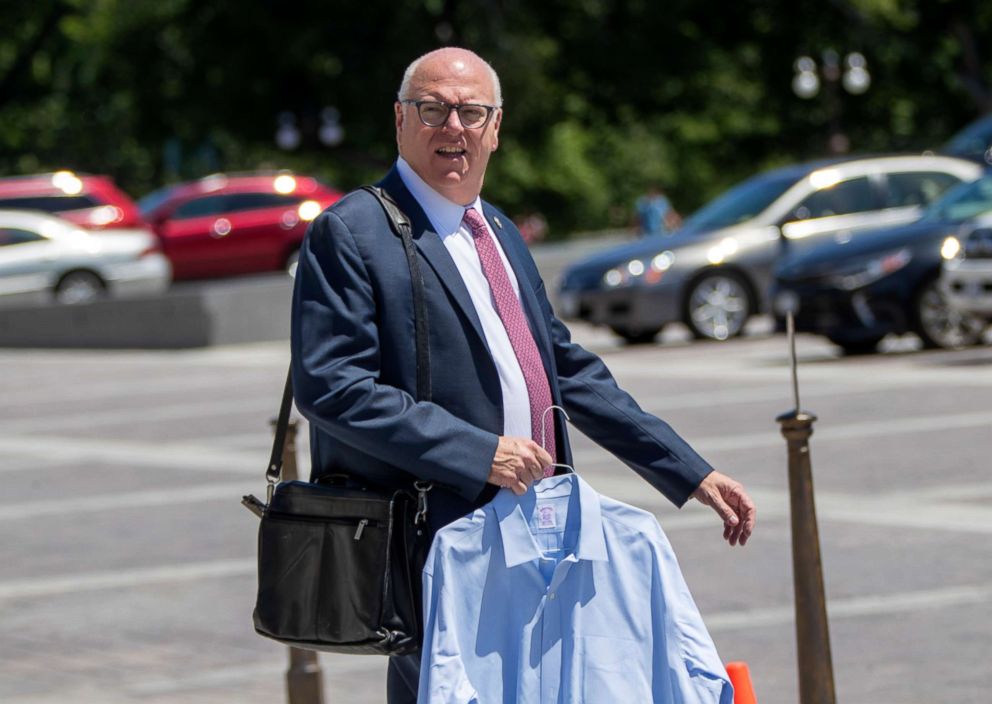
left=266, top=186, right=432, bottom=484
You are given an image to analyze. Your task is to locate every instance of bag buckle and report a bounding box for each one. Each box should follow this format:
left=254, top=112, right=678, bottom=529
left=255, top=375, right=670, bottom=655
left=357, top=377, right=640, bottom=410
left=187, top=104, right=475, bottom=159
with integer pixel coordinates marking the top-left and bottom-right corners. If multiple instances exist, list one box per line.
left=413, top=481, right=432, bottom=525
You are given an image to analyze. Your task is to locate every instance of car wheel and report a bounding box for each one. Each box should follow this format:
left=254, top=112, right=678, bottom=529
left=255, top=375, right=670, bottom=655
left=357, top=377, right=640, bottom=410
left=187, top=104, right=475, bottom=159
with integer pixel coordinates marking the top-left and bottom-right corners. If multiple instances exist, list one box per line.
left=684, top=272, right=753, bottom=341
left=610, top=326, right=663, bottom=345
left=285, top=249, right=300, bottom=278
left=826, top=334, right=884, bottom=355
left=913, top=280, right=985, bottom=349
left=54, top=271, right=105, bottom=305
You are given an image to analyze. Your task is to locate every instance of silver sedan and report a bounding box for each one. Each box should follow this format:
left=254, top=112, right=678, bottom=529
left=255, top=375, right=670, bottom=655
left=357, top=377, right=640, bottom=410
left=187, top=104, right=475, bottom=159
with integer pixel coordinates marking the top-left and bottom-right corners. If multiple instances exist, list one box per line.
left=0, top=209, right=171, bottom=306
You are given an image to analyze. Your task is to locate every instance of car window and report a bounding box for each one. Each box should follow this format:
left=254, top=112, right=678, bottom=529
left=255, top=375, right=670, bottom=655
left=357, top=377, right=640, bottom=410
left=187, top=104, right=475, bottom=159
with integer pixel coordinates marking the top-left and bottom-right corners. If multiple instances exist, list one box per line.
left=224, top=192, right=300, bottom=213
left=0, top=228, right=44, bottom=246
left=171, top=195, right=229, bottom=219
left=792, top=177, right=876, bottom=219
left=943, top=115, right=992, bottom=158
left=680, top=173, right=798, bottom=232
left=137, top=185, right=179, bottom=217
left=885, top=172, right=961, bottom=208
left=0, top=195, right=101, bottom=212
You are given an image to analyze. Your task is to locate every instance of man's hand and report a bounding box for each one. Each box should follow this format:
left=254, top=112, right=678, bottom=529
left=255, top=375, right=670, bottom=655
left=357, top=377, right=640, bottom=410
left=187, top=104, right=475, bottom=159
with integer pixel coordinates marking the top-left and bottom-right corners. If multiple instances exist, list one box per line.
left=692, top=471, right=756, bottom=546
left=487, top=436, right=553, bottom=496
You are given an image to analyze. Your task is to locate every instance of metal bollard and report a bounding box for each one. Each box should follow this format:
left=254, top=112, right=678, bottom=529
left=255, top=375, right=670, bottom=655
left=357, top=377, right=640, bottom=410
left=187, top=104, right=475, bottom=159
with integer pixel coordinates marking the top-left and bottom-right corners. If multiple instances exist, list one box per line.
left=776, top=312, right=836, bottom=704
left=270, top=418, right=326, bottom=704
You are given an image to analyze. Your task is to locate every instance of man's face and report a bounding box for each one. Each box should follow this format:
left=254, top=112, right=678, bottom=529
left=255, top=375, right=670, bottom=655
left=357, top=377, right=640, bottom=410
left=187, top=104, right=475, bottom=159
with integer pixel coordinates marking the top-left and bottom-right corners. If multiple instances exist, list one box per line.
left=395, top=55, right=501, bottom=205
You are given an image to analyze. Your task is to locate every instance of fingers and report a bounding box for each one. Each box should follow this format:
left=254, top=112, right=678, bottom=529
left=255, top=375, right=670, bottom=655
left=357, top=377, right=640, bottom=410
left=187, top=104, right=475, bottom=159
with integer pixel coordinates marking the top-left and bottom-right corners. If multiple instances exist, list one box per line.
left=489, top=436, right=553, bottom=493
left=692, top=471, right=756, bottom=547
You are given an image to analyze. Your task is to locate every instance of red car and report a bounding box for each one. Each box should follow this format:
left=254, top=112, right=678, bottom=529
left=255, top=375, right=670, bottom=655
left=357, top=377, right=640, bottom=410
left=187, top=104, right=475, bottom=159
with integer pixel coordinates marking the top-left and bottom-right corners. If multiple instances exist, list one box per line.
left=138, top=173, right=342, bottom=280
left=0, top=171, right=145, bottom=230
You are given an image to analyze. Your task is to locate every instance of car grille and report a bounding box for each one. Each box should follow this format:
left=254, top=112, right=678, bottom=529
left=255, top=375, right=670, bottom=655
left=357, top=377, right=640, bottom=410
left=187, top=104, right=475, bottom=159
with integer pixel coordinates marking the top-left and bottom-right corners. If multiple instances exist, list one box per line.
left=964, top=228, right=992, bottom=259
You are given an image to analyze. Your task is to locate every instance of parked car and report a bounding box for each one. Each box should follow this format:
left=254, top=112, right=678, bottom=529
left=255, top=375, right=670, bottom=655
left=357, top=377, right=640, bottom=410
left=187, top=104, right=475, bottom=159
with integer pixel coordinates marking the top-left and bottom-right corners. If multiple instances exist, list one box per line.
left=0, top=171, right=145, bottom=230
left=940, top=211, right=992, bottom=323
left=772, top=175, right=992, bottom=353
left=557, top=155, right=981, bottom=343
left=138, top=172, right=342, bottom=280
left=0, top=210, right=171, bottom=306
left=941, top=113, right=992, bottom=166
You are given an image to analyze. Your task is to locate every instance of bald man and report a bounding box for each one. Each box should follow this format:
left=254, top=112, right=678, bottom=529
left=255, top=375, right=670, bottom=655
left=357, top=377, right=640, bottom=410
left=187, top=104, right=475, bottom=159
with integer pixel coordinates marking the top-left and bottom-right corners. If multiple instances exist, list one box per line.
left=291, top=47, right=755, bottom=702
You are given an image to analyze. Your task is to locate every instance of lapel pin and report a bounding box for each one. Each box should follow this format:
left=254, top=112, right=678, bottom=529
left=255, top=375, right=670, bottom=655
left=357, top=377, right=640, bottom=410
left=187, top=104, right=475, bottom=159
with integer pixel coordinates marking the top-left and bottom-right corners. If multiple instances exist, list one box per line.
left=493, top=215, right=503, bottom=229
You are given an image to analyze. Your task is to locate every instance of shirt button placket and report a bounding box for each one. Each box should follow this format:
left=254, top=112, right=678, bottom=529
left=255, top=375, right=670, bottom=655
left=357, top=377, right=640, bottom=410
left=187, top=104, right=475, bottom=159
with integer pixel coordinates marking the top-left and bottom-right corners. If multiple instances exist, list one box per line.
left=542, top=585, right=562, bottom=702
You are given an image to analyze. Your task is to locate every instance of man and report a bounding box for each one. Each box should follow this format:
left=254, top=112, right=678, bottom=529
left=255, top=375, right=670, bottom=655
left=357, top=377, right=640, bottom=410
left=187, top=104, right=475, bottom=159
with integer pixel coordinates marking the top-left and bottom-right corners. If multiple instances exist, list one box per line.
left=291, top=47, right=755, bottom=704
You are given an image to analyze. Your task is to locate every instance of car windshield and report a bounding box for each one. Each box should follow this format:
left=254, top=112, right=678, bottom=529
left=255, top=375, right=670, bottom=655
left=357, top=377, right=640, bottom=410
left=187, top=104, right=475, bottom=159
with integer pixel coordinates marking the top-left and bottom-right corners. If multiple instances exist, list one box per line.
left=680, top=172, right=798, bottom=233
left=922, top=176, right=992, bottom=223
left=943, top=116, right=992, bottom=157
left=137, top=185, right=179, bottom=217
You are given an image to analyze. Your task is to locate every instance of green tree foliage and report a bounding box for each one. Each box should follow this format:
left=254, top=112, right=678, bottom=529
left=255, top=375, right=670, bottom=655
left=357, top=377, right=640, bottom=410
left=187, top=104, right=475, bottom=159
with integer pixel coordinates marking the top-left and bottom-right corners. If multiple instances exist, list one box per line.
left=1, top=0, right=990, bottom=236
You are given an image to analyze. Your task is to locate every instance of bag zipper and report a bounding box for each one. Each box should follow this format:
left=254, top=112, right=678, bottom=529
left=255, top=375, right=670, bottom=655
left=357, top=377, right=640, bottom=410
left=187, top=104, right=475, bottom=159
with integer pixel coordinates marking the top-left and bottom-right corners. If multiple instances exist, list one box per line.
left=265, top=510, right=379, bottom=538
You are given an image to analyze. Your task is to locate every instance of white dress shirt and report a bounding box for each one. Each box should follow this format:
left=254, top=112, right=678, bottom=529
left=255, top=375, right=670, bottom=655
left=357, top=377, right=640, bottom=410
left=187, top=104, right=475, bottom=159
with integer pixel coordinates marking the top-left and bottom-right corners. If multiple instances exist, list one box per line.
left=396, top=158, right=531, bottom=440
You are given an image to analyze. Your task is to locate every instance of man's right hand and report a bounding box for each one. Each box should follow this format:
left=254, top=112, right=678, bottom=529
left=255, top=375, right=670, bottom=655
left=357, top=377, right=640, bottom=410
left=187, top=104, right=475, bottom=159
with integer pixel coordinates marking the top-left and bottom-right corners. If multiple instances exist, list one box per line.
left=487, top=436, right=552, bottom=496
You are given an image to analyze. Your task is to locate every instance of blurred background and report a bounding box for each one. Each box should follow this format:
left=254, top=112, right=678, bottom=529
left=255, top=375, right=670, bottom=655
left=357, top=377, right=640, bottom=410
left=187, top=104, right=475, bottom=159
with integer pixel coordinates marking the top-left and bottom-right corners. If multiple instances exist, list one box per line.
left=2, top=0, right=991, bottom=236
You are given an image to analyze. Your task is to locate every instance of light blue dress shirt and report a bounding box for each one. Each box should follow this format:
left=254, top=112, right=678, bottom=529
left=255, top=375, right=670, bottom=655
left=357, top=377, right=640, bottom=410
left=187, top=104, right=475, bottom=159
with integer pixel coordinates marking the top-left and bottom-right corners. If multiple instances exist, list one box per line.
left=418, top=473, right=732, bottom=703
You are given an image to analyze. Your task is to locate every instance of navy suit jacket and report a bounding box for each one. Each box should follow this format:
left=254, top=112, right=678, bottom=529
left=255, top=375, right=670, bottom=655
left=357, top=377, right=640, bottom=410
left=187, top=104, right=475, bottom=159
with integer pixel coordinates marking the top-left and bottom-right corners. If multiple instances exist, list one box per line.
left=290, top=166, right=713, bottom=532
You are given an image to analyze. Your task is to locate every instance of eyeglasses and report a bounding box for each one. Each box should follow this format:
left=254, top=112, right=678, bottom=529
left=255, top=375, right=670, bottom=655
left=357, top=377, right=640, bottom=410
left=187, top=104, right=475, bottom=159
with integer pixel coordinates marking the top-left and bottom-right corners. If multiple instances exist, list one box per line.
left=400, top=100, right=497, bottom=129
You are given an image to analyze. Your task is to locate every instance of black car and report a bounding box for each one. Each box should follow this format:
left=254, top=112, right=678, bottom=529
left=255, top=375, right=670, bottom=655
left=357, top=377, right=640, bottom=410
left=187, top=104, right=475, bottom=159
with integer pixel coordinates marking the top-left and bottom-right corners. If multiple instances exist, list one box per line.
left=772, top=176, right=992, bottom=354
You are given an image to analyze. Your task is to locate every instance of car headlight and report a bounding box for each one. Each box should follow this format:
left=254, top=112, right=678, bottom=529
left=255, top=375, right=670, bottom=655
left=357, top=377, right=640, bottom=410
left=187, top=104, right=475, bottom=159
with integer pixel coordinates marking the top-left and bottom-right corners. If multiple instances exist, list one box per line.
left=829, top=248, right=912, bottom=291
left=603, top=251, right=675, bottom=288
left=941, top=236, right=961, bottom=260
left=603, top=269, right=624, bottom=287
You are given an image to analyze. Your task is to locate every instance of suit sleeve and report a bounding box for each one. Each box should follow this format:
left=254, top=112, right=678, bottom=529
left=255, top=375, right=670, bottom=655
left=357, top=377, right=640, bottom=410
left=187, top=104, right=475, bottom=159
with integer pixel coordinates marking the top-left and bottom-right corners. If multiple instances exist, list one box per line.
left=290, top=209, right=498, bottom=500
left=538, top=282, right=714, bottom=507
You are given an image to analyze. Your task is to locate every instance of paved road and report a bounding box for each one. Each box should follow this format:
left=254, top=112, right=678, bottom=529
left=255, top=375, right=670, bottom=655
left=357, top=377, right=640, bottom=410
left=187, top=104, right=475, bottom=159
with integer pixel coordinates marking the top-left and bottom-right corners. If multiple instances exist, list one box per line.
left=1, top=323, right=990, bottom=703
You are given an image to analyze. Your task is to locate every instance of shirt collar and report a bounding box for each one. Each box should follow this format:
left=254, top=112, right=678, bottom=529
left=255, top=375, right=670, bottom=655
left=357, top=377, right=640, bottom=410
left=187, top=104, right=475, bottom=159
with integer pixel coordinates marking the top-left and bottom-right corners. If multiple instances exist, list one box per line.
left=492, top=473, right=609, bottom=568
left=395, top=157, right=483, bottom=237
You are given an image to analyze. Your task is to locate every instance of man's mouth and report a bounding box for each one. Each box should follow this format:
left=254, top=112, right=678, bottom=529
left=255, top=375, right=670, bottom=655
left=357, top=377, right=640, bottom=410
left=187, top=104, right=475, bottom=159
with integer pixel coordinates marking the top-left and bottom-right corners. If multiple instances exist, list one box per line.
left=436, top=146, right=466, bottom=159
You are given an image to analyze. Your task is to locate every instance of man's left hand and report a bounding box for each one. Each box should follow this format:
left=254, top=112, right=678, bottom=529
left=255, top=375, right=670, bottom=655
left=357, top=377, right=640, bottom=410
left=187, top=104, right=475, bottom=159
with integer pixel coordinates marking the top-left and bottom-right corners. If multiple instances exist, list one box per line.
left=691, top=471, right=755, bottom=546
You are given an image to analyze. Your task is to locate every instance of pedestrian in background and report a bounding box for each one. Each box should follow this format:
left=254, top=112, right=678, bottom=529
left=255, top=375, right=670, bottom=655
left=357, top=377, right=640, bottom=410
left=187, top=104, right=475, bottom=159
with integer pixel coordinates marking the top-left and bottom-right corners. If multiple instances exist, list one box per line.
left=635, top=182, right=682, bottom=236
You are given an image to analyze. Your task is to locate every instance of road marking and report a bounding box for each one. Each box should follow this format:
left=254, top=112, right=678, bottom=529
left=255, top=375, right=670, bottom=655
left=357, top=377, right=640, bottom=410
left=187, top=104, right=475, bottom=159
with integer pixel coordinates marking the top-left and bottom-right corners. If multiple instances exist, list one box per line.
left=0, top=559, right=254, bottom=601
left=0, top=370, right=282, bottom=408
left=706, top=583, right=992, bottom=632
left=127, top=655, right=383, bottom=696
left=571, top=409, right=992, bottom=459
left=0, top=435, right=263, bottom=474
left=583, top=472, right=992, bottom=535
left=0, top=483, right=256, bottom=521
left=0, top=395, right=276, bottom=434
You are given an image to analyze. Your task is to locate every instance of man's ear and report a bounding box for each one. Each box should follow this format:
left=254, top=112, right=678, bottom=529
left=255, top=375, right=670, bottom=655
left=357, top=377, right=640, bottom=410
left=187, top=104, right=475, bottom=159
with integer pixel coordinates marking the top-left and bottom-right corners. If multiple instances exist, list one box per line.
left=394, top=102, right=404, bottom=132
left=491, top=109, right=502, bottom=151
left=394, top=102, right=404, bottom=152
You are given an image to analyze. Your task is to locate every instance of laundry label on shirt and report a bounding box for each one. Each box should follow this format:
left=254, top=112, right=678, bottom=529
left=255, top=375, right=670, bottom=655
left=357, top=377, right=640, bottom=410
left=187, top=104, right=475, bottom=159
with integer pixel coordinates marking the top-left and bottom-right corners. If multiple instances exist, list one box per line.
left=537, top=505, right=557, bottom=530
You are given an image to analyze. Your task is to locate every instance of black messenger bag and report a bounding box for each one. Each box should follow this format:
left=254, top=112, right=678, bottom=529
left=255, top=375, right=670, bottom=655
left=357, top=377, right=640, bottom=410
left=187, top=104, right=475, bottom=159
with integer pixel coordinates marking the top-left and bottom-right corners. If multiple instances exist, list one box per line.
left=243, top=186, right=433, bottom=655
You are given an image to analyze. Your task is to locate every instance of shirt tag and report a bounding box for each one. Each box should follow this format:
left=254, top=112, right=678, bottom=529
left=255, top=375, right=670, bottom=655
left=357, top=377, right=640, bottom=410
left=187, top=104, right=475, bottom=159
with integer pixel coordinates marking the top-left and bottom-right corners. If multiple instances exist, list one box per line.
left=537, top=505, right=557, bottom=530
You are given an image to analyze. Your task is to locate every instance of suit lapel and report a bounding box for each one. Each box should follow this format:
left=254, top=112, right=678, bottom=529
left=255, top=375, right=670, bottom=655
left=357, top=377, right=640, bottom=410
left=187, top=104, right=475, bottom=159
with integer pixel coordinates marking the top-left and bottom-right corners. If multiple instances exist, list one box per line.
left=377, top=168, right=490, bottom=351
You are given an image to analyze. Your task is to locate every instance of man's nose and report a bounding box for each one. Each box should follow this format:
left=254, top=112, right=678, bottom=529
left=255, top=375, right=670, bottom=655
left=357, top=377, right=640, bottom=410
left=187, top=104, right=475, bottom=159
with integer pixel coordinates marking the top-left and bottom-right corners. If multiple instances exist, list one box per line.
left=441, top=107, right=464, bottom=132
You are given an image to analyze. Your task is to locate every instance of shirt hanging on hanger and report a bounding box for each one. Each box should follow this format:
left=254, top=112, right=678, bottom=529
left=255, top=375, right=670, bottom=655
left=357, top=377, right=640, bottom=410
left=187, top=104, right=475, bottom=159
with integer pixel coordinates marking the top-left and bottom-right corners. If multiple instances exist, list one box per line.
left=418, top=473, right=732, bottom=704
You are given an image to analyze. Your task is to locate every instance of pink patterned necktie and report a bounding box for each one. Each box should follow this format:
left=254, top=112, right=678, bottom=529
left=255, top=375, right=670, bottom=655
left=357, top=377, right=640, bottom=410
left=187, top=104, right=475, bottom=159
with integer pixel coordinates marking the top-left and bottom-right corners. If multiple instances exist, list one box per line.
left=463, top=208, right=557, bottom=475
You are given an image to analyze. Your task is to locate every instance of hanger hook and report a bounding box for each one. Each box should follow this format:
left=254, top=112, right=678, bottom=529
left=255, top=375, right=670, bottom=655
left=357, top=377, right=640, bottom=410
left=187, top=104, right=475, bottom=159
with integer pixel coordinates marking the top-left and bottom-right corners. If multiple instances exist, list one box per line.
left=540, top=405, right=574, bottom=475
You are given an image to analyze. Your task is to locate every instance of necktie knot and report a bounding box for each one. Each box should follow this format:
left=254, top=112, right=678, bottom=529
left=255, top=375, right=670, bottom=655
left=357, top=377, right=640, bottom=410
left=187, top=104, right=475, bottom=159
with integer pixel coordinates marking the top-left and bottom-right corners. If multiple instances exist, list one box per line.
left=463, top=208, right=488, bottom=239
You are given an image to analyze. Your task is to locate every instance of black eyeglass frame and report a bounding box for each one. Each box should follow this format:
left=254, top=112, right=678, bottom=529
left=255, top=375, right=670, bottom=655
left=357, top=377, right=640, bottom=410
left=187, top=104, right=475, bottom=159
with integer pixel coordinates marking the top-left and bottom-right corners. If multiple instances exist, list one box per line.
left=399, top=99, right=499, bottom=129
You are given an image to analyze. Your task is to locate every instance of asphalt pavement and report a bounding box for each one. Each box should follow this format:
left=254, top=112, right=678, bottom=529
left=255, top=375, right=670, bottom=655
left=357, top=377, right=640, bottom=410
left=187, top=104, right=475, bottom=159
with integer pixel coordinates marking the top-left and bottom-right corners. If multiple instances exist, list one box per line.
left=1, top=313, right=991, bottom=703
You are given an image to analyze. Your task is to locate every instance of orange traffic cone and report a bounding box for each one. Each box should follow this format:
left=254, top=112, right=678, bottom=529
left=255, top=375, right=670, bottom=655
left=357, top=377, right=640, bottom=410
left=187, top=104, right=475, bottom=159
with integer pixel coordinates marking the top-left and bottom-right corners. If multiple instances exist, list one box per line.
left=725, top=661, right=757, bottom=704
